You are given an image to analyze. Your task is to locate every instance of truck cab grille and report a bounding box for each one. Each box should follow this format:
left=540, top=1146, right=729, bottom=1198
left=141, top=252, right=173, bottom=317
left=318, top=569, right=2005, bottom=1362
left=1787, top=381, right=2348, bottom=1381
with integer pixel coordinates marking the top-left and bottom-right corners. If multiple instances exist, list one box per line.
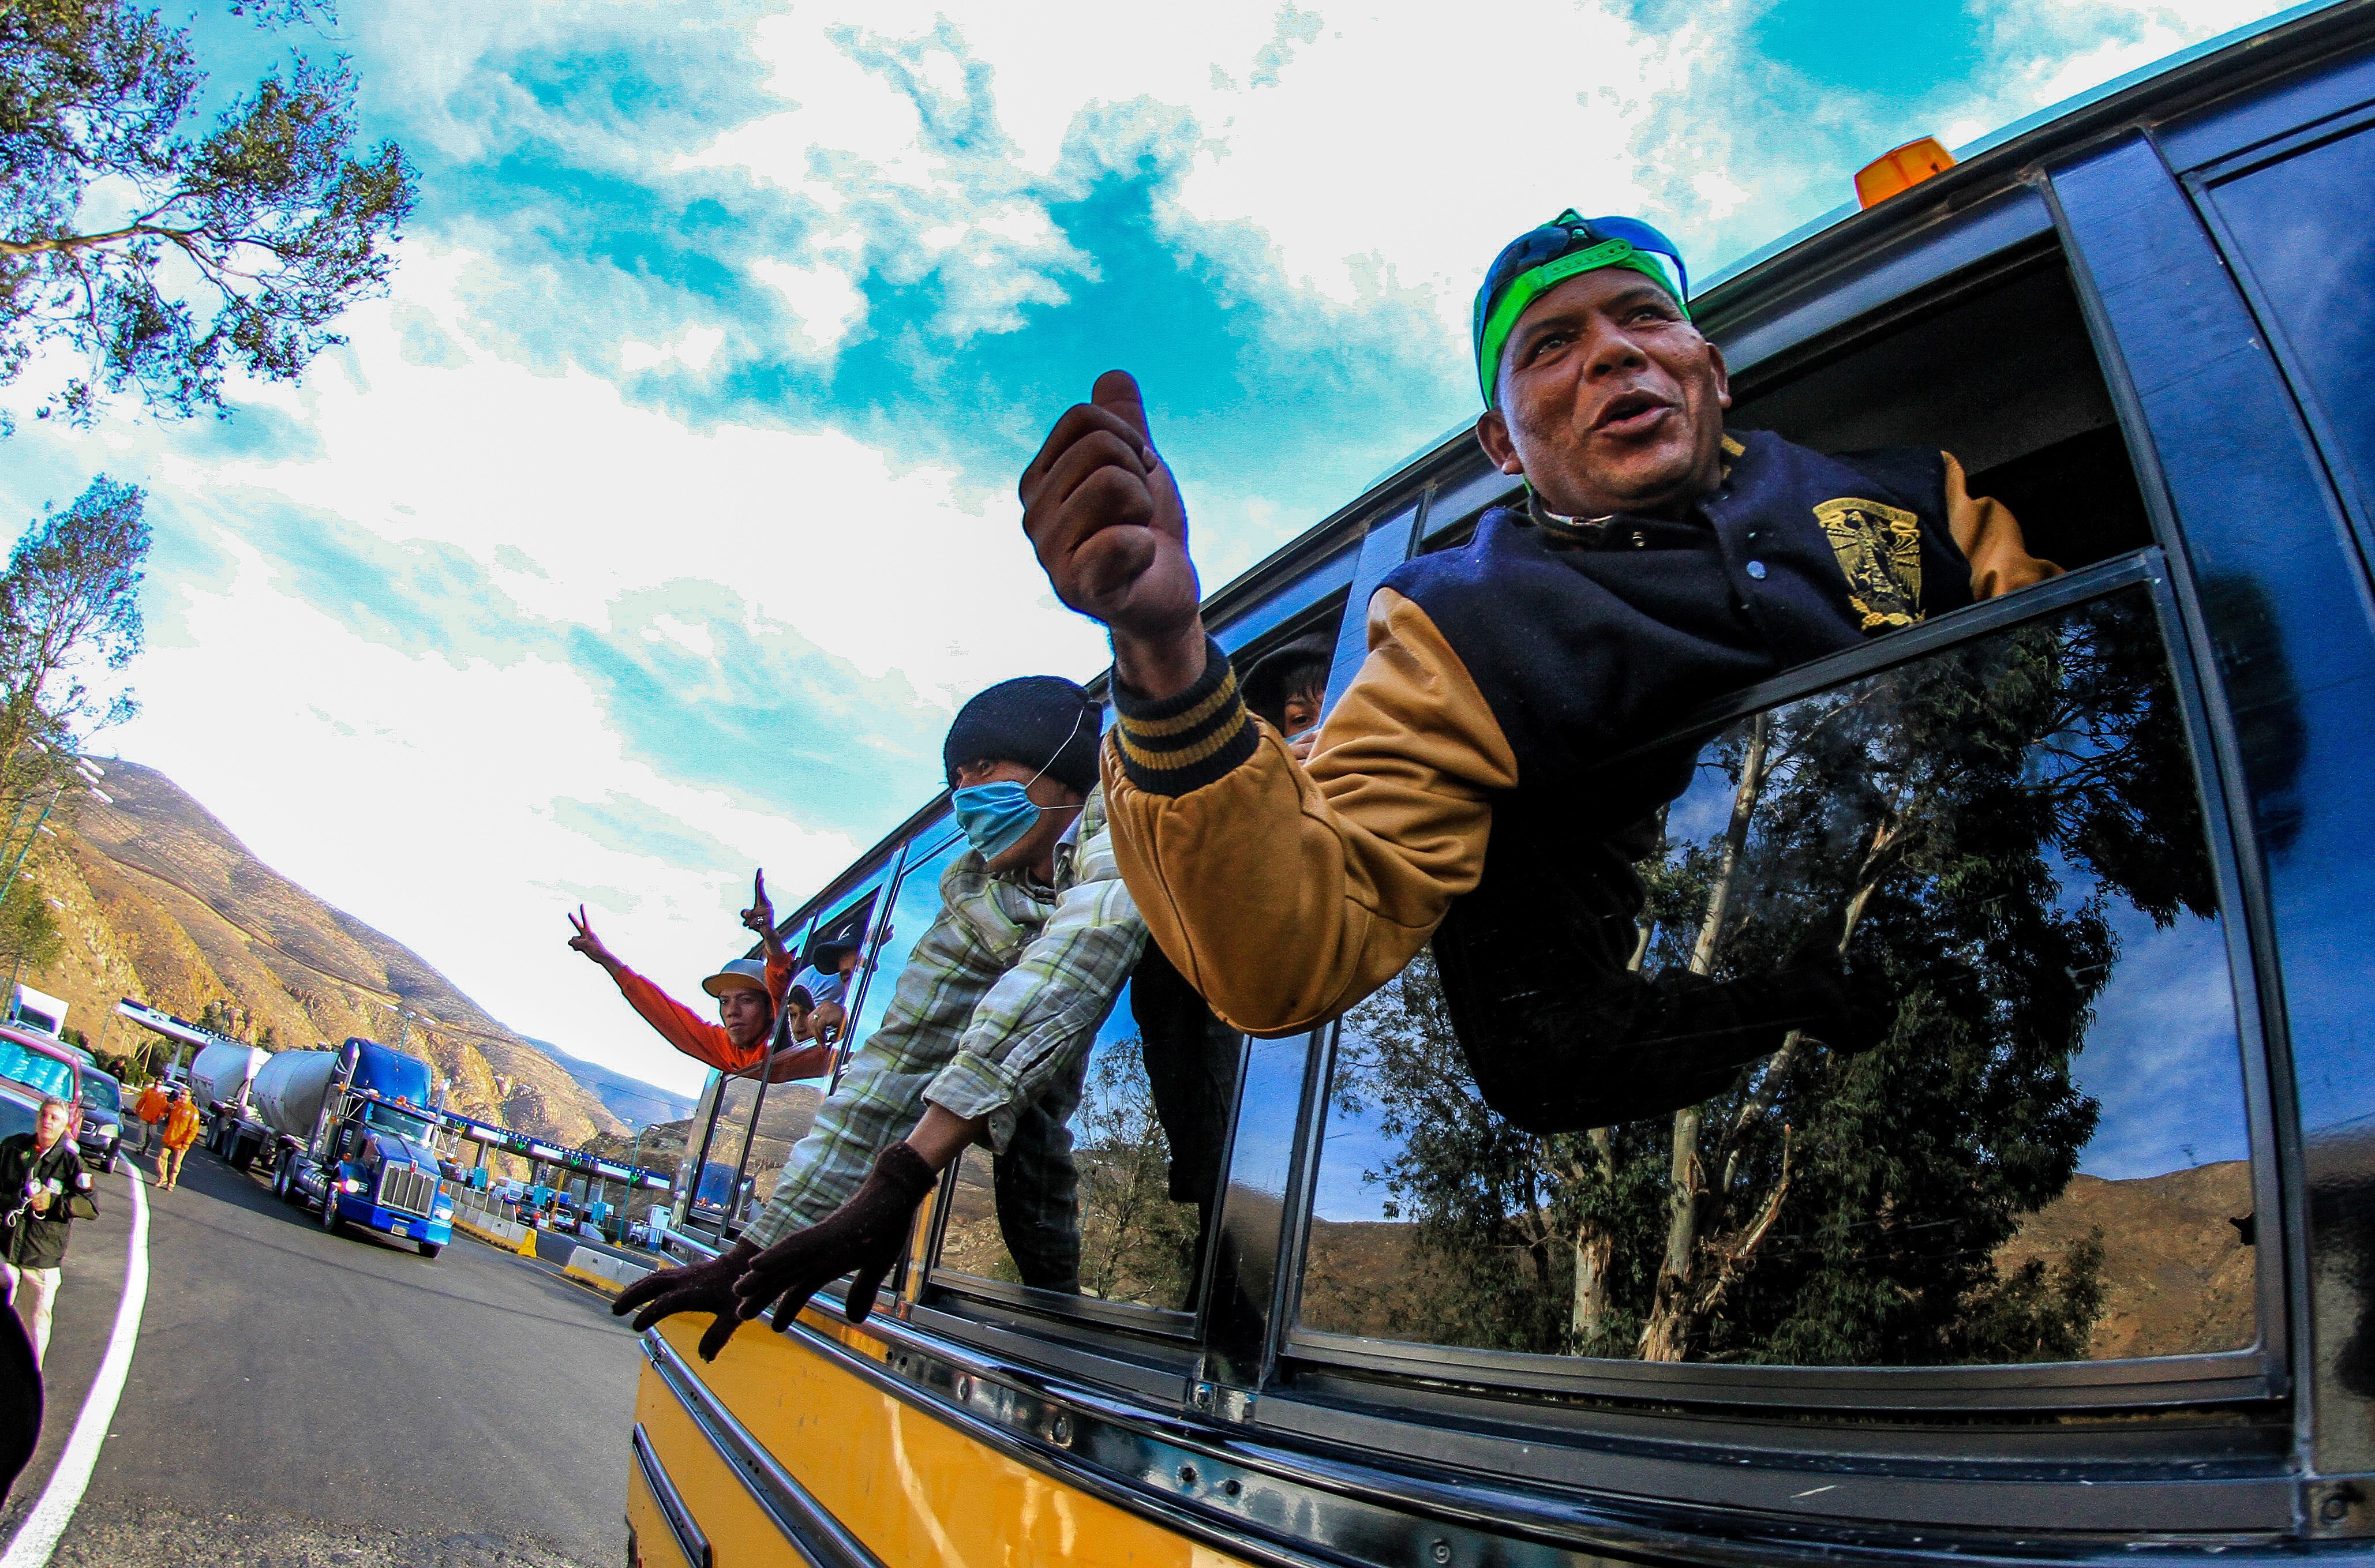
left=377, top=1165, right=440, bottom=1218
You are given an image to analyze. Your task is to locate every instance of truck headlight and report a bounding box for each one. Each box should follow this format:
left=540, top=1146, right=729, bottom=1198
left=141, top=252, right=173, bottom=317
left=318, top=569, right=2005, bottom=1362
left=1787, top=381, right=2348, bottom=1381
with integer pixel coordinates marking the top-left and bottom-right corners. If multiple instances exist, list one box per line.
left=340, top=1177, right=365, bottom=1194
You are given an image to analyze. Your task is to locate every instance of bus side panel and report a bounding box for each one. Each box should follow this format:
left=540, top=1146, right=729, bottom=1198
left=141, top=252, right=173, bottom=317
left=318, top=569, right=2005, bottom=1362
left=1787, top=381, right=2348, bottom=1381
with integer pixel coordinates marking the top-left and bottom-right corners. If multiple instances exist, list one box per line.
left=649, top=1316, right=1257, bottom=1568
left=635, top=1368, right=790, bottom=1566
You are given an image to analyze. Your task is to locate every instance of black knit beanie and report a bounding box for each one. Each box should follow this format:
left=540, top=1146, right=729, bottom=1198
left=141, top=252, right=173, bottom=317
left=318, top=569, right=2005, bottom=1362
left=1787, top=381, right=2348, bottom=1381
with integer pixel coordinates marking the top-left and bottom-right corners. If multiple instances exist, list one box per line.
left=943, top=676, right=1103, bottom=794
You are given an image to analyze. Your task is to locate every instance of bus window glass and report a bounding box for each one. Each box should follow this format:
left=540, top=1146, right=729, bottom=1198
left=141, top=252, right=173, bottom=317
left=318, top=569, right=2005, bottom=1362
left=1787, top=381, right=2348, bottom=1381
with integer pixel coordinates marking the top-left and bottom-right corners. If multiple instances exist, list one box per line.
left=690, top=1072, right=764, bottom=1231
left=742, top=887, right=886, bottom=1229
left=1301, top=585, right=2257, bottom=1369
left=936, top=948, right=1242, bottom=1313
left=2204, top=123, right=2375, bottom=532
left=840, top=830, right=966, bottom=1077
left=1725, top=261, right=2152, bottom=575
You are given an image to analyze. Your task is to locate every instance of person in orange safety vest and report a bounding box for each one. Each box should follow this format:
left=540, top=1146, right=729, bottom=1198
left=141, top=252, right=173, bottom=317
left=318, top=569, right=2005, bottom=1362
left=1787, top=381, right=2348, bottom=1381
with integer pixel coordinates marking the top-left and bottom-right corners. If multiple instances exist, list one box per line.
left=132, top=1081, right=167, bottom=1156
left=156, top=1088, right=201, bottom=1191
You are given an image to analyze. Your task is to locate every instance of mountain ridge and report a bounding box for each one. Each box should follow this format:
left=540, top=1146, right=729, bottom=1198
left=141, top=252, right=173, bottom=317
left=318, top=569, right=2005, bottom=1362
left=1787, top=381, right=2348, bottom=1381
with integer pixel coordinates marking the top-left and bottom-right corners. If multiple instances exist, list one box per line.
left=22, top=758, right=630, bottom=1149
left=524, top=1036, right=695, bottom=1130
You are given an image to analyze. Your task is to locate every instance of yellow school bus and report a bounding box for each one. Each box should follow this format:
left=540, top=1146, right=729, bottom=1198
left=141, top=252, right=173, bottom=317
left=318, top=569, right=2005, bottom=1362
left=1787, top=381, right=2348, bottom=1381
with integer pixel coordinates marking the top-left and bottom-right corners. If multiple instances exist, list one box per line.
left=629, top=7, right=2375, bottom=1561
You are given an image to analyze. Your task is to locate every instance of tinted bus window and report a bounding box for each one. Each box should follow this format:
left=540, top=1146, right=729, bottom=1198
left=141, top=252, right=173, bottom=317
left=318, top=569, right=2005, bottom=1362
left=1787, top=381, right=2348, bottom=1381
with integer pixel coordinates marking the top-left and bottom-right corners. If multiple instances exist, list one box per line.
left=1726, top=260, right=2151, bottom=575
left=2203, top=121, right=2375, bottom=534
left=935, top=947, right=1241, bottom=1312
left=731, top=876, right=893, bottom=1228
left=1301, top=582, right=2256, bottom=1370
left=843, top=828, right=966, bottom=1067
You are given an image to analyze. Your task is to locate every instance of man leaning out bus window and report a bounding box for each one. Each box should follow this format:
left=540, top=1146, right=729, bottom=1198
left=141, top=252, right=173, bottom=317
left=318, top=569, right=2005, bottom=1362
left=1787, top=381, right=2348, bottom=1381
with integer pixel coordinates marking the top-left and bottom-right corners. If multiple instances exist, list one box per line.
left=566, top=873, right=831, bottom=1085
left=1017, top=210, right=2061, bottom=1135
left=617, top=677, right=1148, bottom=1359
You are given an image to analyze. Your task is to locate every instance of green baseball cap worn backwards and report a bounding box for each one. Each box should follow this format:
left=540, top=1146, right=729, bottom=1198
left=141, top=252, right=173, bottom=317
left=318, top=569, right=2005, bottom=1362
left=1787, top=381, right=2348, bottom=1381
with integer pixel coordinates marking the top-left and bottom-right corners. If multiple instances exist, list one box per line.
left=1473, top=211, right=1692, bottom=408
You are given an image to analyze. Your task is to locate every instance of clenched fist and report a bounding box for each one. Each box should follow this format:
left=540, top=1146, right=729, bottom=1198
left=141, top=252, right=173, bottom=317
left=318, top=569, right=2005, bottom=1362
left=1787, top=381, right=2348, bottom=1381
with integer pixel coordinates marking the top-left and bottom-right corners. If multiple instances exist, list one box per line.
left=1020, top=370, right=1208, bottom=700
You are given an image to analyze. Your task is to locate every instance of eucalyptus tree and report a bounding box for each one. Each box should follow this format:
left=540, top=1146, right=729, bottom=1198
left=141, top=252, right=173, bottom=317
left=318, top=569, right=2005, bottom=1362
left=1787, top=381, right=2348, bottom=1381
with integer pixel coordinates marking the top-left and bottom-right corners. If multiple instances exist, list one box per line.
left=1, top=0, right=415, bottom=427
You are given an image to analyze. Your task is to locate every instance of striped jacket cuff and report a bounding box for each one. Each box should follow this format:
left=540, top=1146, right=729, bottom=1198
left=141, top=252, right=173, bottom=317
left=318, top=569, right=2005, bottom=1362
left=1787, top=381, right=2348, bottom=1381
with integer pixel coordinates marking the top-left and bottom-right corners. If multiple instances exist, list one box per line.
left=1109, top=637, right=1258, bottom=797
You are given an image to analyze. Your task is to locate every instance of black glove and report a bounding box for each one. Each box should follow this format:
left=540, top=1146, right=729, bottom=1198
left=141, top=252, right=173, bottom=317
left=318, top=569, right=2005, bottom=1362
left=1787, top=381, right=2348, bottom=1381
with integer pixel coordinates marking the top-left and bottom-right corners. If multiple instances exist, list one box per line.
left=612, top=1239, right=759, bottom=1361
left=1782, top=931, right=1894, bottom=1056
left=732, top=1143, right=936, bottom=1331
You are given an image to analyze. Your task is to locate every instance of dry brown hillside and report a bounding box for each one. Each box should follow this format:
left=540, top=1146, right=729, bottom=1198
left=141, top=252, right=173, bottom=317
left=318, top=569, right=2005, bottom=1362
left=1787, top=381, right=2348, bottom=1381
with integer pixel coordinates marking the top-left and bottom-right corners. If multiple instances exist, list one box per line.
left=15, top=759, right=624, bottom=1148
left=1301, top=1160, right=2258, bottom=1361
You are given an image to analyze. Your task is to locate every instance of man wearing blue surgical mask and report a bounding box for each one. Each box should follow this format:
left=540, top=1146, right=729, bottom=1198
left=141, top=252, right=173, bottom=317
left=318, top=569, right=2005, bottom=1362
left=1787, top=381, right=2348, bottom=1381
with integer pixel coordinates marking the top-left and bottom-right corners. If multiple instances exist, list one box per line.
left=617, top=676, right=1149, bottom=1359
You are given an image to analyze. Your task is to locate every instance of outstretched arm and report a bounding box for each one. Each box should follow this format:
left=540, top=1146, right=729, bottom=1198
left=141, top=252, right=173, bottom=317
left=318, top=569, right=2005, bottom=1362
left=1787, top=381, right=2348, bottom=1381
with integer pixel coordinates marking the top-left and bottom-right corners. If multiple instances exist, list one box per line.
left=1018, top=373, right=1515, bottom=1035
left=741, top=870, right=789, bottom=963
left=574, top=906, right=766, bottom=1074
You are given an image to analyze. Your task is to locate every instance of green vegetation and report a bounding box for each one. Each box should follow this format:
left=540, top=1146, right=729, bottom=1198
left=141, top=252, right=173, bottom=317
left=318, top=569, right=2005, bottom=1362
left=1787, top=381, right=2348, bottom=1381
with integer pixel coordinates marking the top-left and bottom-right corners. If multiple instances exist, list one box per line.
left=0, top=0, right=415, bottom=428
left=1324, top=592, right=2211, bottom=1367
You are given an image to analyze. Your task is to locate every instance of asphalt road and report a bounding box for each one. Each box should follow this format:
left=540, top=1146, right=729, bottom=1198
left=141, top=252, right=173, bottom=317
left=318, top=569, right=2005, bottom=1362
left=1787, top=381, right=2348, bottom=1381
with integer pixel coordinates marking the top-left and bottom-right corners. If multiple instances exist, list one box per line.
left=1, top=1136, right=643, bottom=1567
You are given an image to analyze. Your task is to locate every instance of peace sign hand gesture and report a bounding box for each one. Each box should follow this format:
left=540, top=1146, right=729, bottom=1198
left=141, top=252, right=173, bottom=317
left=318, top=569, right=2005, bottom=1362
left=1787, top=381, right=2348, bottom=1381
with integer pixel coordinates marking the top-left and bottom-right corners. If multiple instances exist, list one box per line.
left=567, top=906, right=620, bottom=972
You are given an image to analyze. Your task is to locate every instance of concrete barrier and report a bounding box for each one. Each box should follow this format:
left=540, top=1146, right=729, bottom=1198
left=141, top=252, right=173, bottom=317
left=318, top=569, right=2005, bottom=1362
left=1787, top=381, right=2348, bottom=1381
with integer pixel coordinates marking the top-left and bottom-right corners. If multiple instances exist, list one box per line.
left=562, top=1245, right=655, bottom=1299
left=449, top=1196, right=537, bottom=1255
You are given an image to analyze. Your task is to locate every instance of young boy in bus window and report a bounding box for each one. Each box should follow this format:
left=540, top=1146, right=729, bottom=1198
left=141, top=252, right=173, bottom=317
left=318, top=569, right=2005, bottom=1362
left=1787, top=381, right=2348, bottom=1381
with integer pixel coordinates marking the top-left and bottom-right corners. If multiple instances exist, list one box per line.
left=617, top=677, right=1148, bottom=1359
left=1241, top=634, right=1332, bottom=761
left=1017, top=211, right=2059, bottom=1135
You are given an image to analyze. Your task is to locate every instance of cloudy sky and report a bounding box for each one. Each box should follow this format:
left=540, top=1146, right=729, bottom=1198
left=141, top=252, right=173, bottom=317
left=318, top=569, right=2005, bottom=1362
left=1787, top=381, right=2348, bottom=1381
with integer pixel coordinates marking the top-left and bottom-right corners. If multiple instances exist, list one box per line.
left=0, top=0, right=2294, bottom=1097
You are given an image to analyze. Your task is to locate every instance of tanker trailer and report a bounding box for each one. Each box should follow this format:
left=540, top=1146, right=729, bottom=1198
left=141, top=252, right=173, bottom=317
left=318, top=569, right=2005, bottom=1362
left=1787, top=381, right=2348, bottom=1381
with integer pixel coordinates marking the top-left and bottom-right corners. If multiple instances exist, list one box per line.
left=253, top=1038, right=455, bottom=1259
left=190, top=1041, right=269, bottom=1160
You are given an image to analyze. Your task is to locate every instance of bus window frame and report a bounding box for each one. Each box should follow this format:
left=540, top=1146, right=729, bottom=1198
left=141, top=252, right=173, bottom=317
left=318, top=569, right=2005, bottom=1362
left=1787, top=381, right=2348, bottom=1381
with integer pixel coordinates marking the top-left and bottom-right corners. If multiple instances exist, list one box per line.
left=678, top=847, right=906, bottom=1246
left=913, top=601, right=1350, bottom=1354
left=2183, top=98, right=2375, bottom=591
left=1269, top=549, right=2284, bottom=1412
left=803, top=862, right=897, bottom=1089
left=712, top=906, right=819, bottom=1236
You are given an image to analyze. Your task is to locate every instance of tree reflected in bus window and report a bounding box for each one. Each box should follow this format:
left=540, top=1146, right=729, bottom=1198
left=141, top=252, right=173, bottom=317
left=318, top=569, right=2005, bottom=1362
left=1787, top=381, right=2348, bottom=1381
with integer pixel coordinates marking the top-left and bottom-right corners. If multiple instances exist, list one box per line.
left=936, top=949, right=1243, bottom=1314
left=1301, top=586, right=2257, bottom=1367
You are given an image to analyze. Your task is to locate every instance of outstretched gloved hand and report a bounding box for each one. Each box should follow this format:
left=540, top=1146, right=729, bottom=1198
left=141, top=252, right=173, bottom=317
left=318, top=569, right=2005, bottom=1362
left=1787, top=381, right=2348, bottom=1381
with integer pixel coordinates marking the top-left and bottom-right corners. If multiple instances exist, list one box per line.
left=612, top=1238, right=758, bottom=1361
left=733, top=1143, right=936, bottom=1331
left=1783, top=930, right=1895, bottom=1056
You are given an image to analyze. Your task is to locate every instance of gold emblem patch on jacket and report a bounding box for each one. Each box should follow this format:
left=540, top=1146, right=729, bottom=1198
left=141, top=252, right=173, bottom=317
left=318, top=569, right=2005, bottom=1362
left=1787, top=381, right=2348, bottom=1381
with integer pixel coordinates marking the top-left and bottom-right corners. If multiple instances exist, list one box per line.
left=1813, top=497, right=1924, bottom=630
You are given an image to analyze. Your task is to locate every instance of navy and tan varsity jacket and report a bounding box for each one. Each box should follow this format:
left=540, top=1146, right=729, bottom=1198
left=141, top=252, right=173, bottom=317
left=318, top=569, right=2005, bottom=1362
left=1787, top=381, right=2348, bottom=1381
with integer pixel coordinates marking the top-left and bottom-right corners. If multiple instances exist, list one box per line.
left=1101, top=430, right=2061, bottom=1037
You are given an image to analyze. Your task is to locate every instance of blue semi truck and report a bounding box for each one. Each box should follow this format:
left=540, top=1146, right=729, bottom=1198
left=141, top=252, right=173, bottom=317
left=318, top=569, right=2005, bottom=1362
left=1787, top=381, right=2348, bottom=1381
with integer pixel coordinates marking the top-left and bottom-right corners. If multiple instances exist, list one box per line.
left=235, top=1037, right=456, bottom=1259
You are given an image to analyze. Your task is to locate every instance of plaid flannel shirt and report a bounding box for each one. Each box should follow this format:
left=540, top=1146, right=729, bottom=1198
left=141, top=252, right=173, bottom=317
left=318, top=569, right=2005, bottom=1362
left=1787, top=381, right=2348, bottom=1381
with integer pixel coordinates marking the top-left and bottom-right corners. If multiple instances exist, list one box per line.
left=743, top=786, right=1147, bottom=1248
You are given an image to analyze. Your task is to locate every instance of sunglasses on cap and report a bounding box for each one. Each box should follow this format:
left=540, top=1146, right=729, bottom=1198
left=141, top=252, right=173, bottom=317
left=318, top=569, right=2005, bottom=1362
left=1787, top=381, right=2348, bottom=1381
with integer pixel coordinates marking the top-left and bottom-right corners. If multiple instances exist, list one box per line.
left=1473, top=212, right=1692, bottom=407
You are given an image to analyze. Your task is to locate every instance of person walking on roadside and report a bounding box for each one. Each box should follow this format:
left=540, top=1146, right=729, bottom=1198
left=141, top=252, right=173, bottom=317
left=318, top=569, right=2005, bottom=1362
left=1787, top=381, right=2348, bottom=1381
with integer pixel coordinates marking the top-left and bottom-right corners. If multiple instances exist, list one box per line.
left=133, top=1079, right=166, bottom=1156
left=2, top=1097, right=97, bottom=1368
left=156, top=1087, right=201, bottom=1191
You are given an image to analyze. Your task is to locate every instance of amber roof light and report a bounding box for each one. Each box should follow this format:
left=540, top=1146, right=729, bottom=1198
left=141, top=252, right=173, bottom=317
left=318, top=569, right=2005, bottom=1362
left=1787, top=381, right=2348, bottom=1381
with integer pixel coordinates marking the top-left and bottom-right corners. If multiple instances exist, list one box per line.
left=1854, top=136, right=1957, bottom=208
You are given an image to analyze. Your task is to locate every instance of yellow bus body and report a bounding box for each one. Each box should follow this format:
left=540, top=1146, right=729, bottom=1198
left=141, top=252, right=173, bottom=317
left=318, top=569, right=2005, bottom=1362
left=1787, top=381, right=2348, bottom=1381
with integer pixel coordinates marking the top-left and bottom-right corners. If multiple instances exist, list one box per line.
left=632, top=1308, right=1259, bottom=1567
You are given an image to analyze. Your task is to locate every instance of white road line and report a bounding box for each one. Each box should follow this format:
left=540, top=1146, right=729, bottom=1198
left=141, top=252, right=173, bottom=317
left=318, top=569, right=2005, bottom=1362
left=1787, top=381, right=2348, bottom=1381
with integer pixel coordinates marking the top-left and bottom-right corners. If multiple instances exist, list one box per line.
left=0, top=1164, right=150, bottom=1568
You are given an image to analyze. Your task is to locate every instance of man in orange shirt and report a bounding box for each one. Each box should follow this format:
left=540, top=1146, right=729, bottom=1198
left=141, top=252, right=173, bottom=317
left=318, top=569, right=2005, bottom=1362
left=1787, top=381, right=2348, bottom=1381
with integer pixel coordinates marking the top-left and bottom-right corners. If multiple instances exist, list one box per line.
left=156, top=1087, right=201, bottom=1191
left=132, top=1081, right=167, bottom=1156
left=568, top=872, right=833, bottom=1083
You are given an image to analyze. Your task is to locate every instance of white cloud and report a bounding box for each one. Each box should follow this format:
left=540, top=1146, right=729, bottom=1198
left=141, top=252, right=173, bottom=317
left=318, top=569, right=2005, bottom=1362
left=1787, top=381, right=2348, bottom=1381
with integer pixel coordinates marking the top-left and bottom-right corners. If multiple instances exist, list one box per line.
left=620, top=325, right=725, bottom=373
left=676, top=1, right=1705, bottom=350
left=1691, top=170, right=1753, bottom=220
left=751, top=258, right=867, bottom=355
left=17, top=243, right=1110, bottom=1097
